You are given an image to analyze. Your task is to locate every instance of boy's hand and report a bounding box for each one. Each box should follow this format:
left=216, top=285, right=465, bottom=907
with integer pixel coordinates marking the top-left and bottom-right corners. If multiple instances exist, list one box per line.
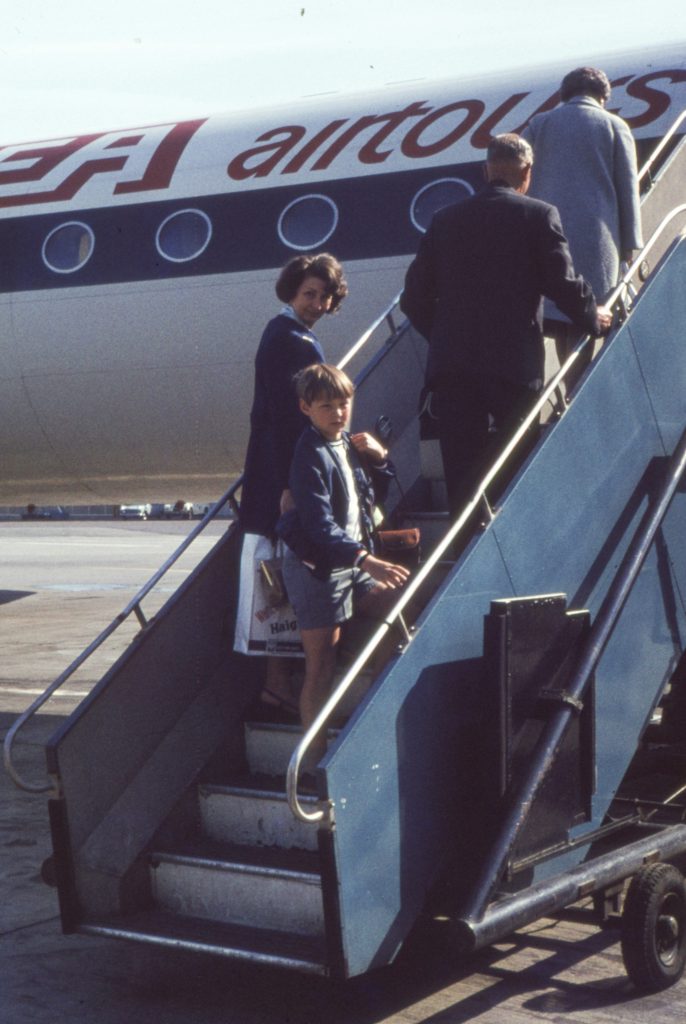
left=350, top=432, right=388, bottom=464
left=362, top=554, right=409, bottom=588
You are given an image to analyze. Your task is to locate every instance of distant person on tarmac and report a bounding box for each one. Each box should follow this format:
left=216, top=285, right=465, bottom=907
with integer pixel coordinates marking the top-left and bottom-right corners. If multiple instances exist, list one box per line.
left=523, top=66, right=643, bottom=388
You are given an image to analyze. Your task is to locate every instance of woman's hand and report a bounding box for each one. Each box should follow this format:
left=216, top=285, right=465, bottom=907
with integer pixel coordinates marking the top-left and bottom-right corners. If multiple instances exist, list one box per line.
left=350, top=432, right=387, bottom=464
left=361, top=554, right=409, bottom=588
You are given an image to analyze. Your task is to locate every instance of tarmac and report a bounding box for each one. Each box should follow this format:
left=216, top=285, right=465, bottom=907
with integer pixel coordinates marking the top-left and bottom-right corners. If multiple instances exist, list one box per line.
left=2, top=520, right=686, bottom=1023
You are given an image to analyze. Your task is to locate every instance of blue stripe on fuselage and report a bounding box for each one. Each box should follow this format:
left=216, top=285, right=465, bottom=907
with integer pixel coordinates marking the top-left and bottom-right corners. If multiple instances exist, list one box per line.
left=0, top=163, right=485, bottom=293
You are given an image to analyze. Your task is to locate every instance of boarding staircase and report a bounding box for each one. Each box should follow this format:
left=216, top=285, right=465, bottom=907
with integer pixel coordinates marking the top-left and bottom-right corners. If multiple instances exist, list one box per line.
left=6, top=116, right=686, bottom=980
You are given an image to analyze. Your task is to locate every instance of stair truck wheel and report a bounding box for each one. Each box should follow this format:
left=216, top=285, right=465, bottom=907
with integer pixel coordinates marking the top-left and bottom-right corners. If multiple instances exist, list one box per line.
left=620, top=863, right=686, bottom=992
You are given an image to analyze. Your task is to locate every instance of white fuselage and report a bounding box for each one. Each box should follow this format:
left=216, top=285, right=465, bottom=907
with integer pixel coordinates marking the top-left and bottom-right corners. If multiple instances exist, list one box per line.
left=1, top=46, right=684, bottom=502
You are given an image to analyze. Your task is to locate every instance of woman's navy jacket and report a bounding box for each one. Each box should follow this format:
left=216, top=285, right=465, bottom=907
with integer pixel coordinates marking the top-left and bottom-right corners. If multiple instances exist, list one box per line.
left=239, top=313, right=324, bottom=537
left=277, top=425, right=394, bottom=577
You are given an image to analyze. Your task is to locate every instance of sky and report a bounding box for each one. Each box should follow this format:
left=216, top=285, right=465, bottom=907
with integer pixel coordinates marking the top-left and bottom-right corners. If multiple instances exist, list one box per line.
left=1, top=0, right=684, bottom=144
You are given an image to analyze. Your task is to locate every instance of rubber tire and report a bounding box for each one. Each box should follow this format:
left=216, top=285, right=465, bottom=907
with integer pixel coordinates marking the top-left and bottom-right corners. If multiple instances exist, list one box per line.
left=621, top=863, right=686, bottom=992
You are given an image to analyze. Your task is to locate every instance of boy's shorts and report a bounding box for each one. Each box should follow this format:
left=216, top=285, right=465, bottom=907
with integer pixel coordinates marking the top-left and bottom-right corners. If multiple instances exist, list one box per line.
left=282, top=546, right=377, bottom=630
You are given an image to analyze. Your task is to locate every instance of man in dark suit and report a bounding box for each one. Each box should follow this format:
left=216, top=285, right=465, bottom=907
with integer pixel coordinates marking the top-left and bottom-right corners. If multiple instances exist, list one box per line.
left=401, top=132, right=611, bottom=520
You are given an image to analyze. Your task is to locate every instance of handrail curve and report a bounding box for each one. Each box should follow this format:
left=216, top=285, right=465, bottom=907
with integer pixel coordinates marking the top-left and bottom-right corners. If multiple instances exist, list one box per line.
left=287, top=203, right=686, bottom=824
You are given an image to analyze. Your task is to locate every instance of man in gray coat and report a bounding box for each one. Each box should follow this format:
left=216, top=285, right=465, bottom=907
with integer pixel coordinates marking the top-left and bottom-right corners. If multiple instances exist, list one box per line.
left=523, top=66, right=642, bottom=388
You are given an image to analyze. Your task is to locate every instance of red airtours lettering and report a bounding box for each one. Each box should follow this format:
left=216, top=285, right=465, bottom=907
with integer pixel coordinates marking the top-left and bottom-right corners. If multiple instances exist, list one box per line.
left=0, top=119, right=205, bottom=209
left=401, top=100, right=484, bottom=158
left=312, top=102, right=432, bottom=169
left=623, top=69, right=686, bottom=129
left=0, top=65, right=680, bottom=209
left=227, top=68, right=682, bottom=182
left=227, top=125, right=309, bottom=180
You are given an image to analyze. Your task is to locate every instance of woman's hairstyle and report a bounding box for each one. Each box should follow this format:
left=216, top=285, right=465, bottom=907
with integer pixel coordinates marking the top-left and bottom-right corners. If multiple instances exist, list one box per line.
left=294, top=363, right=354, bottom=405
left=560, top=67, right=611, bottom=103
left=275, top=252, right=348, bottom=313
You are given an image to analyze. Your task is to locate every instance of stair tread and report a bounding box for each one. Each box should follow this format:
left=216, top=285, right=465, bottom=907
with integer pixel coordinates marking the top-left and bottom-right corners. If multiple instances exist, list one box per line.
left=80, top=908, right=328, bottom=973
left=401, top=510, right=450, bottom=520
left=244, top=719, right=340, bottom=738
left=199, top=774, right=322, bottom=800
left=151, top=836, right=321, bottom=875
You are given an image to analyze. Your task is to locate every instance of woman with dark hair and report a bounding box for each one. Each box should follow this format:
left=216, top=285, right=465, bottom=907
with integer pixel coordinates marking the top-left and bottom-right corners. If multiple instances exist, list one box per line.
left=235, top=252, right=348, bottom=708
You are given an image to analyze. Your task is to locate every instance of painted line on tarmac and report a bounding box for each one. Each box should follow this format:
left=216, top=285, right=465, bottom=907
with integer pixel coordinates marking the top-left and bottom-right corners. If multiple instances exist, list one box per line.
left=1, top=687, right=90, bottom=698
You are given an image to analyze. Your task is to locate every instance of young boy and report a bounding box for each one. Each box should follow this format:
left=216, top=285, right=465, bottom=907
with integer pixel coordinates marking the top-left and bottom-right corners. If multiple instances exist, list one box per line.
left=277, top=364, right=410, bottom=760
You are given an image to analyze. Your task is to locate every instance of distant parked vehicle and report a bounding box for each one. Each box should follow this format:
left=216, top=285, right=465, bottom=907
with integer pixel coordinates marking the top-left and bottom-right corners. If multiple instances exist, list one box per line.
left=119, top=504, right=151, bottom=520
left=191, top=502, right=211, bottom=519
left=21, top=504, right=70, bottom=519
left=163, top=500, right=193, bottom=520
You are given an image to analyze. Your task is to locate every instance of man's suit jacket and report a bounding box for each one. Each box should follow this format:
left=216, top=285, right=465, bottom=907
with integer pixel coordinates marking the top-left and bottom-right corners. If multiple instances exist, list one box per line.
left=400, top=181, right=599, bottom=388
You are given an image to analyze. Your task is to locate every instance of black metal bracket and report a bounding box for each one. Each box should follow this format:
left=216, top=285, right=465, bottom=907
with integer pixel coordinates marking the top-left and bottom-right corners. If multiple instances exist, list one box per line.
left=538, top=689, right=585, bottom=714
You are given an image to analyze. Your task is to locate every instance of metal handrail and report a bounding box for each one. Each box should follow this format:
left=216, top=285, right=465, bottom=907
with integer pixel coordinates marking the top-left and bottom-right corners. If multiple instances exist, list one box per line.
left=638, top=108, right=686, bottom=185
left=3, top=290, right=408, bottom=795
left=338, top=291, right=402, bottom=371
left=3, top=481, right=241, bottom=794
left=286, top=202, right=686, bottom=824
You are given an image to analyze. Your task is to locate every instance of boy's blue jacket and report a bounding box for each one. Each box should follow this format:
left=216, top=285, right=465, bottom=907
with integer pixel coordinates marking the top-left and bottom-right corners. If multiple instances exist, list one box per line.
left=276, top=425, right=395, bottom=576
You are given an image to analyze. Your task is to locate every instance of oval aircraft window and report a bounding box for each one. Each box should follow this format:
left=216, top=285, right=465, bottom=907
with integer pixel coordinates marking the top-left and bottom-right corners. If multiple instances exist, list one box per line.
left=42, top=221, right=95, bottom=274
left=278, top=194, right=338, bottom=251
left=410, top=178, right=475, bottom=233
left=156, top=209, right=212, bottom=263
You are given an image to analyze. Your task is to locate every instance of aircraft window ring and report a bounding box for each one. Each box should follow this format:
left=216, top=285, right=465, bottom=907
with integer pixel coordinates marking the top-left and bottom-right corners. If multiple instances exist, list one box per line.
left=277, top=194, right=338, bottom=251
left=155, top=208, right=213, bottom=263
left=410, top=177, right=475, bottom=233
left=42, top=221, right=95, bottom=274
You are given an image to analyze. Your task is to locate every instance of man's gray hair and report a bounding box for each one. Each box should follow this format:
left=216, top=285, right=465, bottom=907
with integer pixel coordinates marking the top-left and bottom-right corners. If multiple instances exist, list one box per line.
left=487, top=133, right=533, bottom=168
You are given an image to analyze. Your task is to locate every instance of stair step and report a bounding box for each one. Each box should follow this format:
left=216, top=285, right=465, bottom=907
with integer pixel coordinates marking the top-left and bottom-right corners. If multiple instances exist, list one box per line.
left=401, top=510, right=450, bottom=521
left=198, top=780, right=320, bottom=850
left=149, top=841, right=325, bottom=937
left=80, top=908, right=328, bottom=974
left=245, top=721, right=341, bottom=778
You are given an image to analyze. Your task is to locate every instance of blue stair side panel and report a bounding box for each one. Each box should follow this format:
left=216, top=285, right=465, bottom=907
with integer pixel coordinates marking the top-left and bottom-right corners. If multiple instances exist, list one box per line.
left=323, top=236, right=686, bottom=977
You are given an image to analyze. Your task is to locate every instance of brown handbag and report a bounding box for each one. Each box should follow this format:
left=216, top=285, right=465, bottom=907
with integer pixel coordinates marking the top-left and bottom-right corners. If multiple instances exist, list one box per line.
left=375, top=527, right=421, bottom=569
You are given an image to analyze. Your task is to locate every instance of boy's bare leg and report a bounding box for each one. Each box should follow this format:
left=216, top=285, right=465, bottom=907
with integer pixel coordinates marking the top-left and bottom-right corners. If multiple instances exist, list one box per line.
left=299, top=625, right=340, bottom=767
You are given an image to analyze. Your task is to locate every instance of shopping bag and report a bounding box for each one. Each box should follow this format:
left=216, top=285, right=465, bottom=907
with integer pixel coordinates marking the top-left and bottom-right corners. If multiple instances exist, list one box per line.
left=233, top=533, right=304, bottom=657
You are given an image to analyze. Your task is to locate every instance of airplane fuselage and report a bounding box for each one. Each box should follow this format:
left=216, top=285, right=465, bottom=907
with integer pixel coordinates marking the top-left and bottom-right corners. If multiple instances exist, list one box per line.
left=1, top=47, right=684, bottom=503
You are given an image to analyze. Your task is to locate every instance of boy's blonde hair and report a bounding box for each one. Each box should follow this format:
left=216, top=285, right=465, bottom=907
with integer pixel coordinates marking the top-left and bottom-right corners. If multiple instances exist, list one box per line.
left=295, top=363, right=354, bottom=405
